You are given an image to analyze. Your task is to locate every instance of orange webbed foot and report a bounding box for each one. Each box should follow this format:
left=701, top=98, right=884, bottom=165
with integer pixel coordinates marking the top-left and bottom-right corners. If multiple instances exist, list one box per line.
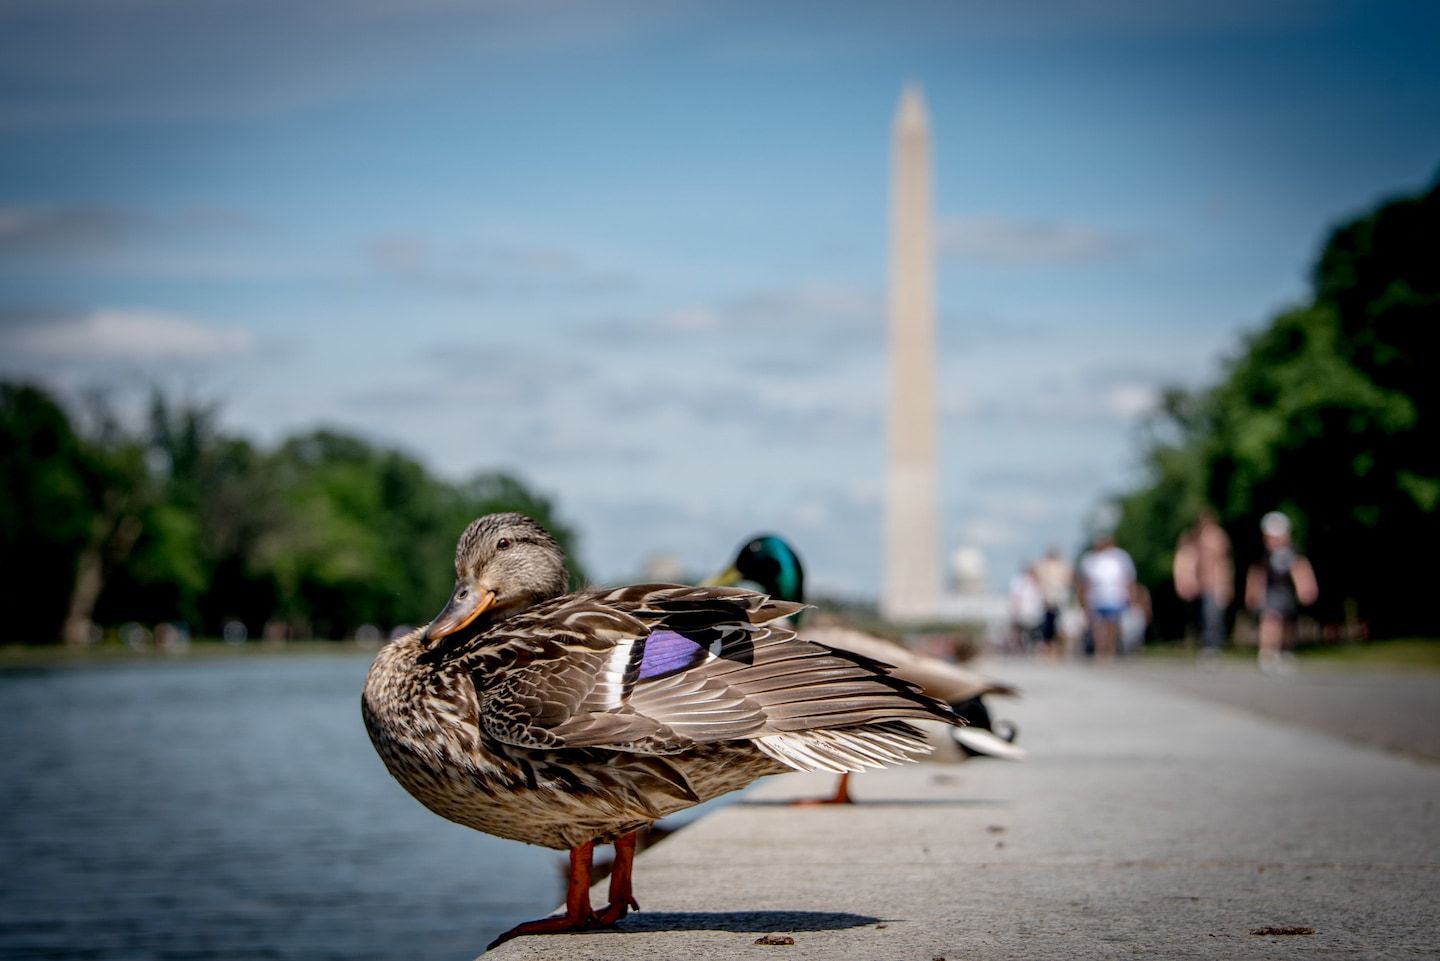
left=486, top=907, right=612, bottom=950
left=789, top=773, right=855, bottom=806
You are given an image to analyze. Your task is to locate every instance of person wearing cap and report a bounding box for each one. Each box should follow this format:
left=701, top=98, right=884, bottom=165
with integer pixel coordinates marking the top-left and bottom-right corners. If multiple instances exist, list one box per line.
left=1244, top=511, right=1318, bottom=672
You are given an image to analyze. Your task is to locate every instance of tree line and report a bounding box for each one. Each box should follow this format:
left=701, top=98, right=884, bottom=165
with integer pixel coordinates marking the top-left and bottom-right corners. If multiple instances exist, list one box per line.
left=4, top=176, right=1433, bottom=646
left=0, top=387, right=584, bottom=644
left=1114, top=172, right=1438, bottom=640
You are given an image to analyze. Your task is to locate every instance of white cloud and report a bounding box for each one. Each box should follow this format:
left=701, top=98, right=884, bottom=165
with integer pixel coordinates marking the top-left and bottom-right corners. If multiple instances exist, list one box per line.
left=0, top=0, right=702, bottom=128
left=363, top=231, right=633, bottom=296
left=0, top=205, right=133, bottom=252
left=654, top=306, right=723, bottom=332
left=939, top=216, right=1137, bottom=263
left=958, top=518, right=1020, bottom=548
left=748, top=284, right=878, bottom=329
left=0, top=203, right=258, bottom=255
left=1102, top=382, right=1160, bottom=418
left=10, top=308, right=255, bottom=361
left=651, top=283, right=879, bottom=335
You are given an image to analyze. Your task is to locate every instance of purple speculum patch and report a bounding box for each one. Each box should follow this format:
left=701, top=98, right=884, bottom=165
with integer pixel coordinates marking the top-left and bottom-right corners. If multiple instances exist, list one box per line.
left=636, top=629, right=706, bottom=680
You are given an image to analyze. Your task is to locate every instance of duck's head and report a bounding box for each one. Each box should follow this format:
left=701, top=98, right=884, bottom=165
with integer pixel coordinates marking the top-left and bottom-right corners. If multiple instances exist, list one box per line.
left=425, top=512, right=569, bottom=641
left=707, top=533, right=805, bottom=604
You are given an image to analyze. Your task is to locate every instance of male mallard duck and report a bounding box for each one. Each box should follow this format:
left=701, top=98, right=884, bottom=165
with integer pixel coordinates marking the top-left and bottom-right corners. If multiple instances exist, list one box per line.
left=362, top=513, right=959, bottom=949
left=708, top=534, right=1024, bottom=804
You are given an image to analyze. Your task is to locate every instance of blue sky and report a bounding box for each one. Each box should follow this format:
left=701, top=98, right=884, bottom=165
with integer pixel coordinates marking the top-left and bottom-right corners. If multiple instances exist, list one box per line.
left=2, top=0, right=1438, bottom=597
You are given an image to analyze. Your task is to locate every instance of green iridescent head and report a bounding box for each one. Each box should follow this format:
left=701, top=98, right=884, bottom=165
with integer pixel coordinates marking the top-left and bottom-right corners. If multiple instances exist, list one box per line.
left=712, top=533, right=805, bottom=605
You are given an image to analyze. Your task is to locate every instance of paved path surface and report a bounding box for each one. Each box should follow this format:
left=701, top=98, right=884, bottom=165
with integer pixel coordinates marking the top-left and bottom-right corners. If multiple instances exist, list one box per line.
left=1121, top=658, right=1440, bottom=761
left=484, top=659, right=1439, bottom=960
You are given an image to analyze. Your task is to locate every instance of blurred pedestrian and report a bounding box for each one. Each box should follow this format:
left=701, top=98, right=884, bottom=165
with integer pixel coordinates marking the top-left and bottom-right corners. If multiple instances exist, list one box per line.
left=1033, top=546, right=1073, bottom=658
left=1244, top=511, right=1318, bottom=673
left=1078, top=532, right=1137, bottom=659
left=1173, top=510, right=1234, bottom=656
left=1120, top=583, right=1151, bottom=653
left=1008, top=563, right=1045, bottom=653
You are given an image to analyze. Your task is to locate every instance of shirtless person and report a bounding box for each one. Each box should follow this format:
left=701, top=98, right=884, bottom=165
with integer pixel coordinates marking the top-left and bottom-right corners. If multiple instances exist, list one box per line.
left=1173, top=510, right=1234, bottom=656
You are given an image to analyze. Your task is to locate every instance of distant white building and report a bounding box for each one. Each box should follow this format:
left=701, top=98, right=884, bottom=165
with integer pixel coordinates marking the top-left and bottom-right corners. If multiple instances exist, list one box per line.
left=936, top=542, right=1008, bottom=633
left=641, top=553, right=687, bottom=584
left=950, top=545, right=989, bottom=595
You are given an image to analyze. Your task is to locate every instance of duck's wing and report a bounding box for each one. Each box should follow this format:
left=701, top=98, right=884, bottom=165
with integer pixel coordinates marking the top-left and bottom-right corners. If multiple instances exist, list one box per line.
left=468, top=585, right=956, bottom=772
left=801, top=624, right=1019, bottom=702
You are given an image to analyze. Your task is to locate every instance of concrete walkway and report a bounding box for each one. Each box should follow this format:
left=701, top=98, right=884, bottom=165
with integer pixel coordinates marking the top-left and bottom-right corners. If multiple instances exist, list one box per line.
left=1122, top=657, right=1440, bottom=761
left=485, top=660, right=1440, bottom=960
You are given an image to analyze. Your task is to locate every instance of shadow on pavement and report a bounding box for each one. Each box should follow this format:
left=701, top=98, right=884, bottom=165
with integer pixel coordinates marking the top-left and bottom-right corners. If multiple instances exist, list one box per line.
left=615, top=910, right=881, bottom=934
left=741, top=797, right=1009, bottom=808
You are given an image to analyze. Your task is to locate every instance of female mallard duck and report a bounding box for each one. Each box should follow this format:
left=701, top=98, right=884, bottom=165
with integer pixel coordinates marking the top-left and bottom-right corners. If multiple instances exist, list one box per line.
left=708, top=533, right=1024, bottom=804
left=362, top=513, right=959, bottom=949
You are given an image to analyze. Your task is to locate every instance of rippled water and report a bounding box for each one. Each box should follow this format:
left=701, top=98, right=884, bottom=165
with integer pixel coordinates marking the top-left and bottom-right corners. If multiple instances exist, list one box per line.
left=0, top=654, right=562, bottom=961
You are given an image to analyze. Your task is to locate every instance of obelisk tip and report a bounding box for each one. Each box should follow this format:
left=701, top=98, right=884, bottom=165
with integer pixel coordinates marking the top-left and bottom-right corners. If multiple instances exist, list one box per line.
left=896, top=82, right=929, bottom=130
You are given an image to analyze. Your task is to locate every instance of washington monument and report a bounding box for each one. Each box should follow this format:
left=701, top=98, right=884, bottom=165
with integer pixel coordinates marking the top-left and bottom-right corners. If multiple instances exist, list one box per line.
left=881, top=83, right=941, bottom=623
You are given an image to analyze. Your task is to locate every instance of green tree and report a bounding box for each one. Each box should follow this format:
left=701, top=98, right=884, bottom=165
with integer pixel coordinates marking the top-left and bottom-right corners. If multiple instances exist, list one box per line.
left=94, top=394, right=280, bottom=633
left=0, top=385, right=585, bottom=642
left=1117, top=173, right=1439, bottom=638
left=254, top=431, right=586, bottom=638
left=0, top=385, right=99, bottom=641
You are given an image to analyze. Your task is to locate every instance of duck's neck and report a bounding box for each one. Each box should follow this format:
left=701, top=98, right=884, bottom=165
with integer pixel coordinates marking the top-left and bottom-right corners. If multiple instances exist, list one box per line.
left=750, top=547, right=803, bottom=627
left=363, top=630, right=428, bottom=713
left=771, top=552, right=804, bottom=606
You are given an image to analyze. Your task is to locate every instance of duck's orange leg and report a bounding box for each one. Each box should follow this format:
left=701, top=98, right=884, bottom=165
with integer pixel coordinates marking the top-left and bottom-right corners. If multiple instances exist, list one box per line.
left=487, top=840, right=608, bottom=949
left=790, top=772, right=855, bottom=807
left=595, top=831, right=641, bottom=925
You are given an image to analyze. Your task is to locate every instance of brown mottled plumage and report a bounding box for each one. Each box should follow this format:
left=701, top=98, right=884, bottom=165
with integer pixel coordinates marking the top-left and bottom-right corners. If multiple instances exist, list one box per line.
left=362, top=512, right=959, bottom=948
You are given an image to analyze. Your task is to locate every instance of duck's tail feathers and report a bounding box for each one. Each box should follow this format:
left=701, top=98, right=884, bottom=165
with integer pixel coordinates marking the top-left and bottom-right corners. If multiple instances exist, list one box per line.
left=752, top=720, right=933, bottom=774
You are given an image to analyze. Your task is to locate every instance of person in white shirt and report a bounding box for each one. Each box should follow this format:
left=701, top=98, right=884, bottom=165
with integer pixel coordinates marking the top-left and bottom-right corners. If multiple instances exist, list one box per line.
left=1078, top=533, right=1137, bottom=659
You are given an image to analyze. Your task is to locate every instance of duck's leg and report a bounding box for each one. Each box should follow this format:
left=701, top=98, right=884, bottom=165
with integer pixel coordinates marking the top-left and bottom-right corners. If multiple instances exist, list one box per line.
left=594, top=830, right=641, bottom=924
left=486, top=840, right=602, bottom=949
left=790, top=773, right=855, bottom=807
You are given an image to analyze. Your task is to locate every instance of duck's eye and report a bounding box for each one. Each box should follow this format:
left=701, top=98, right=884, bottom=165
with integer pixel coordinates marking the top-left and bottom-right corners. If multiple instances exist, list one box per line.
left=496, top=538, right=512, bottom=551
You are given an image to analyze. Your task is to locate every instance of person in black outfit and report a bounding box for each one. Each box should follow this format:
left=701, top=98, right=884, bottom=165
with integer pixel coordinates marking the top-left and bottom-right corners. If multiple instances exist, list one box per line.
left=1244, top=511, right=1318, bottom=673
